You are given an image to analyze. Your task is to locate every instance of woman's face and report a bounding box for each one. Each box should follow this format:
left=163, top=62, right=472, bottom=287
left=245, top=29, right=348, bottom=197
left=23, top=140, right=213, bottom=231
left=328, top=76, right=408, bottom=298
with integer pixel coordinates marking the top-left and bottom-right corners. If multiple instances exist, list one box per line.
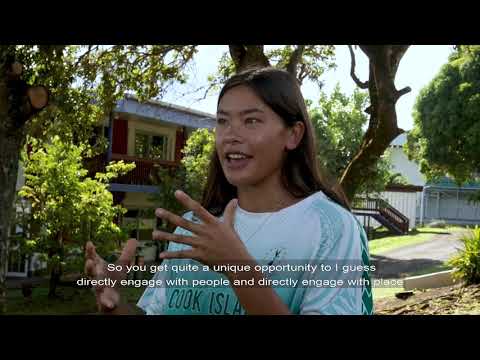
left=216, top=85, right=303, bottom=188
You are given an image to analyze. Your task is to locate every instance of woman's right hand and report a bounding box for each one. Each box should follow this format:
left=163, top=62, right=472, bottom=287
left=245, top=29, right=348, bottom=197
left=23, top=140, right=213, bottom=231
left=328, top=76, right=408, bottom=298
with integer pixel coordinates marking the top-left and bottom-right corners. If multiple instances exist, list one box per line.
left=84, top=239, right=138, bottom=313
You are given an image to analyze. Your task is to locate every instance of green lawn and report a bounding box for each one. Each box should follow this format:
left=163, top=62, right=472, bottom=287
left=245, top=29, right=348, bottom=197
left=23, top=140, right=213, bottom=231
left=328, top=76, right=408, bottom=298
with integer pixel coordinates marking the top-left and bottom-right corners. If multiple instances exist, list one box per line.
left=369, top=226, right=466, bottom=301
left=368, top=227, right=464, bottom=255
left=373, top=286, right=401, bottom=300
left=372, top=264, right=454, bottom=301
left=408, top=264, right=452, bottom=277
left=5, top=226, right=467, bottom=313
left=5, top=285, right=146, bottom=315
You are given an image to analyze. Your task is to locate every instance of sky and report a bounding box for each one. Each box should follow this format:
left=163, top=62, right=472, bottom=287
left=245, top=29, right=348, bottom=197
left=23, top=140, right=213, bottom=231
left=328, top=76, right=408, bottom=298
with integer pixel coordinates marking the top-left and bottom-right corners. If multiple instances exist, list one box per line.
left=161, top=45, right=454, bottom=131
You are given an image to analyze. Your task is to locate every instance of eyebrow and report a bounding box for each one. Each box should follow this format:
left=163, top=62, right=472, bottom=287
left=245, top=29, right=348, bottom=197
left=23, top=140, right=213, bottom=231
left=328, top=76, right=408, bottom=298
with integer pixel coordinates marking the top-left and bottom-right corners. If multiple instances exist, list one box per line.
left=217, top=108, right=265, bottom=116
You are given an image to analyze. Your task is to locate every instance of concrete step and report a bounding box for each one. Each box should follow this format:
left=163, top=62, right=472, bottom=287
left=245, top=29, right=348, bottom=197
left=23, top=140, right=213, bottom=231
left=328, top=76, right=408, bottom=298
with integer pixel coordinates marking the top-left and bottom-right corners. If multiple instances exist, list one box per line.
left=403, top=270, right=459, bottom=291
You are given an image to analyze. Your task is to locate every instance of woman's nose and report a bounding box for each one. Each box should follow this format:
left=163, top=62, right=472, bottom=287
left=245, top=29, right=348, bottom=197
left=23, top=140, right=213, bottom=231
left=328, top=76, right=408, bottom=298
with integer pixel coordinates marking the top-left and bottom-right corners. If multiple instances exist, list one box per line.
left=221, top=122, right=243, bottom=142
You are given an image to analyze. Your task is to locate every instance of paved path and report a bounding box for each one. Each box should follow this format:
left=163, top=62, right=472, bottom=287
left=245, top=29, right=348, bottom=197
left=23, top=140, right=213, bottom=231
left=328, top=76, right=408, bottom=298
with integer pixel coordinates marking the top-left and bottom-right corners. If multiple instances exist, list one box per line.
left=371, top=229, right=467, bottom=278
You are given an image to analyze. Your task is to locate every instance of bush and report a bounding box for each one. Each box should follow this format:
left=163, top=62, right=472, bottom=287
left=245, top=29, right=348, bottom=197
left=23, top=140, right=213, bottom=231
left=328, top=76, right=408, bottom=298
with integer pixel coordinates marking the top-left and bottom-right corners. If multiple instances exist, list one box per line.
left=447, top=226, right=480, bottom=285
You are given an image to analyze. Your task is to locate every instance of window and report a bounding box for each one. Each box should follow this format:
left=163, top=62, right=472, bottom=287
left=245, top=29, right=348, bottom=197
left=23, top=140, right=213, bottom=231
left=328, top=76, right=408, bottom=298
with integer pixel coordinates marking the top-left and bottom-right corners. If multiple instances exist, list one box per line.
left=134, top=131, right=170, bottom=161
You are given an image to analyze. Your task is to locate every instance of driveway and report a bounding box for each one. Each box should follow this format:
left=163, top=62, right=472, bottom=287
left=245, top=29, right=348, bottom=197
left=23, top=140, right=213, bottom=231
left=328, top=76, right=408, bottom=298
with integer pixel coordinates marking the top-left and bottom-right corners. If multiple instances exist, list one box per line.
left=370, top=229, right=468, bottom=278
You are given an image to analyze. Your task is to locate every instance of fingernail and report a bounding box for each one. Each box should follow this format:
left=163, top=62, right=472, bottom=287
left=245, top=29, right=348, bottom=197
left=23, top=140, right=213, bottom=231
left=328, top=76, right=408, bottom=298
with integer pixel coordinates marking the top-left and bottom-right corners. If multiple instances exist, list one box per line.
left=156, top=208, right=164, bottom=217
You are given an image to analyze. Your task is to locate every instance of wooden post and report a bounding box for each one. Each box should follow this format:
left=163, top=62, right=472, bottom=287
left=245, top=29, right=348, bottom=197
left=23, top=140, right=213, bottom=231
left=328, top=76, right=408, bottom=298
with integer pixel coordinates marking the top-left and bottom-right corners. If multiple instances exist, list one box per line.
left=437, top=191, right=440, bottom=220
left=456, top=188, right=460, bottom=220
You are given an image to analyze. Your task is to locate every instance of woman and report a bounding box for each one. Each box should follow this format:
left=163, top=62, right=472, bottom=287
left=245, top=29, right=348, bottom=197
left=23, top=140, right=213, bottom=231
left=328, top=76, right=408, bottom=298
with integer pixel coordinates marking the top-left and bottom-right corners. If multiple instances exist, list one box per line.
left=85, top=67, right=374, bottom=315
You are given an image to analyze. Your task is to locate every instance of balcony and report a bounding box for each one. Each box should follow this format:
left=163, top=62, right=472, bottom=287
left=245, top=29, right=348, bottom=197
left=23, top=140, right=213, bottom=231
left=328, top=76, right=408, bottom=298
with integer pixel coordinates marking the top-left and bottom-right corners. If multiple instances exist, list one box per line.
left=85, top=152, right=178, bottom=187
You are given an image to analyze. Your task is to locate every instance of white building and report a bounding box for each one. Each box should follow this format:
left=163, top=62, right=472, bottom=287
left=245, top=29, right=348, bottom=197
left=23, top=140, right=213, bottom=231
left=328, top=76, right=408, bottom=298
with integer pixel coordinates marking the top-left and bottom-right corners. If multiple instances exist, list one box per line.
left=382, top=133, right=479, bottom=226
left=388, top=133, right=426, bottom=186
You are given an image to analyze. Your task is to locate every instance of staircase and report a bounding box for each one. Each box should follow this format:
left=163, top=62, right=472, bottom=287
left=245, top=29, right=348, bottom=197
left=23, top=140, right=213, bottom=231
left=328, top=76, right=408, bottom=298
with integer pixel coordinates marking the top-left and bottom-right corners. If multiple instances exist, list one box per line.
left=352, top=197, right=409, bottom=235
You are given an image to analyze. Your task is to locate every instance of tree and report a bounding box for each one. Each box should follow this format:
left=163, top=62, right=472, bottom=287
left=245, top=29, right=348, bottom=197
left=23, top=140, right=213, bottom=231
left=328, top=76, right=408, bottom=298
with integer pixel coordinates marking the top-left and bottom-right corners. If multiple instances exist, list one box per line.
left=406, top=45, right=480, bottom=188
left=162, top=87, right=407, bottom=208
left=181, top=128, right=215, bottom=201
left=18, top=136, right=135, bottom=297
left=207, top=45, right=411, bottom=201
left=311, top=85, right=369, bottom=181
left=338, top=45, right=411, bottom=200
left=1, top=44, right=411, bottom=311
left=310, top=84, right=407, bottom=195
left=0, top=45, right=197, bottom=312
left=150, top=128, right=215, bottom=229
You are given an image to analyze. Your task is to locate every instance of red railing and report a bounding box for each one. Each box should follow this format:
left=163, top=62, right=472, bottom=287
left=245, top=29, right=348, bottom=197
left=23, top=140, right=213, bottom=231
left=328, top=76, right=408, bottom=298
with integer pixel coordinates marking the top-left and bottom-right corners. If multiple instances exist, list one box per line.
left=85, top=153, right=178, bottom=186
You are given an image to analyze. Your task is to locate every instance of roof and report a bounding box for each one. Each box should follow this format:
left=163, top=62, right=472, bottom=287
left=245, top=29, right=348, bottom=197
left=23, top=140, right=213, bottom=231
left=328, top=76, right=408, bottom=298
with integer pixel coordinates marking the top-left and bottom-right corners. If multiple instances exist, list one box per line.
left=124, top=94, right=216, bottom=119
left=385, top=184, right=424, bottom=192
left=426, top=177, right=480, bottom=190
left=390, top=133, right=407, bottom=147
left=114, top=95, right=216, bottom=129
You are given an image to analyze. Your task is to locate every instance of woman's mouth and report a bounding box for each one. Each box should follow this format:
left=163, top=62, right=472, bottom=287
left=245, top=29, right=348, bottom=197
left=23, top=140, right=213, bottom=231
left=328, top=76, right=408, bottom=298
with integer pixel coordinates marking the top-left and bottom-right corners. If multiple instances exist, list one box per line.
left=225, top=152, right=253, bottom=170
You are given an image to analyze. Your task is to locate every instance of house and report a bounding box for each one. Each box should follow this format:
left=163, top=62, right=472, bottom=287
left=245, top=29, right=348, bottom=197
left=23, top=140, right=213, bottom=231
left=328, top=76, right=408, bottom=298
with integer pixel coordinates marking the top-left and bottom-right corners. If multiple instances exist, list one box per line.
left=6, top=96, right=216, bottom=277
left=383, top=133, right=480, bottom=226
left=88, top=95, right=216, bottom=262
left=354, top=132, right=480, bottom=234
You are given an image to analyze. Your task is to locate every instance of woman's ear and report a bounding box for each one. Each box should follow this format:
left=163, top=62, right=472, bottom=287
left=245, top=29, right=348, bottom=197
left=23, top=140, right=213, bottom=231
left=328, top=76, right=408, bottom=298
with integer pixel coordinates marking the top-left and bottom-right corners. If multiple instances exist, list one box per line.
left=285, top=121, right=305, bottom=150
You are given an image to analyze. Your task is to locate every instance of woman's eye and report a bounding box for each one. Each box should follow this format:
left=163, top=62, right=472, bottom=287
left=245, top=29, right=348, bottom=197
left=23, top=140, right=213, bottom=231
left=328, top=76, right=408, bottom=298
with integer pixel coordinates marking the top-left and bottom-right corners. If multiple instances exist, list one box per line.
left=216, top=118, right=227, bottom=125
left=245, top=118, right=259, bottom=125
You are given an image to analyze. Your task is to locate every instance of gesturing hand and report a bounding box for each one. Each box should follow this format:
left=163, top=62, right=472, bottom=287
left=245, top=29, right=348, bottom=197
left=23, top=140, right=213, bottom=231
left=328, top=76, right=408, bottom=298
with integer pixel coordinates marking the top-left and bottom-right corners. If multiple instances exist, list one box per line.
left=84, top=238, right=138, bottom=312
left=152, top=190, right=253, bottom=274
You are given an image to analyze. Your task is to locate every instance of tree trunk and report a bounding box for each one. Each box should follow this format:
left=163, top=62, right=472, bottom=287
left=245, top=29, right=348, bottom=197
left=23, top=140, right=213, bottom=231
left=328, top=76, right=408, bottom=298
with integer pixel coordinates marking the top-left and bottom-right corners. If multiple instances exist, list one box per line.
left=48, top=232, right=64, bottom=298
left=0, top=47, right=27, bottom=314
left=229, top=45, right=271, bottom=72
left=0, top=46, right=49, bottom=313
left=0, top=132, right=23, bottom=313
left=48, top=264, right=61, bottom=298
left=227, top=45, right=411, bottom=203
left=339, top=45, right=411, bottom=201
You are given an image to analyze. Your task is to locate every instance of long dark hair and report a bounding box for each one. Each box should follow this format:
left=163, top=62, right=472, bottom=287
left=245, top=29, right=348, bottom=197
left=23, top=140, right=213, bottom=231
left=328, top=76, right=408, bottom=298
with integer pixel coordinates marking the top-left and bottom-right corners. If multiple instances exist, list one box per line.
left=201, top=67, right=350, bottom=215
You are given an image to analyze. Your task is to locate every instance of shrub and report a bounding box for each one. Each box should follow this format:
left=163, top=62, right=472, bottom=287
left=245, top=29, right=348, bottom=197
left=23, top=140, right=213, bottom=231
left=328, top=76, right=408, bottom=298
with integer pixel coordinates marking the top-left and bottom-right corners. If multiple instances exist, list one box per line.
left=447, top=226, right=480, bottom=285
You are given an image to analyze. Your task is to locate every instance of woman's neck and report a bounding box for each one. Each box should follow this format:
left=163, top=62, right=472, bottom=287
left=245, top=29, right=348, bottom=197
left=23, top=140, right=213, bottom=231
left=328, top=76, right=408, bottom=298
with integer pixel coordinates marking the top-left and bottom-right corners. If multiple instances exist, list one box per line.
left=236, top=174, right=301, bottom=213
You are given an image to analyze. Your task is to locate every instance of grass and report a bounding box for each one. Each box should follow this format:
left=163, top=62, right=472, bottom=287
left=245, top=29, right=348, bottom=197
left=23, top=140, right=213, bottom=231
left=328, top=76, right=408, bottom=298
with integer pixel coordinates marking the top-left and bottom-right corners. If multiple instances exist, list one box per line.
left=368, top=226, right=464, bottom=255
left=372, top=264, right=453, bottom=301
left=5, top=284, right=146, bottom=315
left=373, top=286, right=402, bottom=300
left=370, top=226, right=466, bottom=301
left=408, top=264, right=452, bottom=277
left=5, top=226, right=469, bottom=312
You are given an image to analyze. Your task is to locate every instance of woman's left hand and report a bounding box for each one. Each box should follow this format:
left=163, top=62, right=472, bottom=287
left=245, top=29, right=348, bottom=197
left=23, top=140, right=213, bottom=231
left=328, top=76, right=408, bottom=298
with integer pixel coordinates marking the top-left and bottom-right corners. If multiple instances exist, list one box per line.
left=152, top=190, right=253, bottom=273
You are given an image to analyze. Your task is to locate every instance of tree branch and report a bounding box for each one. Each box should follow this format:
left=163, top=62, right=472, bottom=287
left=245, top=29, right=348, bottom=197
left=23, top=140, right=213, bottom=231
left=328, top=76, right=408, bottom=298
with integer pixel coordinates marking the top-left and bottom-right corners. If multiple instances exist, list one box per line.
left=395, top=86, right=411, bottom=101
left=358, top=45, right=379, bottom=59
left=228, top=45, right=270, bottom=73
left=74, top=45, right=98, bottom=68
left=391, top=45, right=410, bottom=61
left=10, top=62, right=23, bottom=77
left=390, top=45, right=410, bottom=75
left=296, top=63, right=310, bottom=85
left=286, top=45, right=305, bottom=76
left=229, top=45, right=247, bottom=70
left=348, top=45, right=369, bottom=89
left=27, top=85, right=49, bottom=111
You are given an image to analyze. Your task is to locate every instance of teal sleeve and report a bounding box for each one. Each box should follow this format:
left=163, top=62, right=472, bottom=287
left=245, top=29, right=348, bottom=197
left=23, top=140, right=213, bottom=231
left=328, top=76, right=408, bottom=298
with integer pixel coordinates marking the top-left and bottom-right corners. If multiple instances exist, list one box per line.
left=299, top=204, right=374, bottom=315
left=136, top=212, right=195, bottom=315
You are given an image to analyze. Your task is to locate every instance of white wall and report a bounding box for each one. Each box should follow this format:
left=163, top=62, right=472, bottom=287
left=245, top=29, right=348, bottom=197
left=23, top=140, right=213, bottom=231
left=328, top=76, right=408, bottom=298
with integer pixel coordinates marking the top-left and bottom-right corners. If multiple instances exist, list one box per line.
left=389, top=147, right=426, bottom=186
left=355, top=191, right=418, bottom=230
left=380, top=191, right=418, bottom=229
left=126, top=118, right=177, bottom=161
left=16, top=164, right=25, bottom=191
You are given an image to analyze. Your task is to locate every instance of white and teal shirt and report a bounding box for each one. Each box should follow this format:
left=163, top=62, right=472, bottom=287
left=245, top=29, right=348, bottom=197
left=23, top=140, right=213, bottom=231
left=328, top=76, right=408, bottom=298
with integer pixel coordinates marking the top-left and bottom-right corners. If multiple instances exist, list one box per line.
left=137, top=191, right=374, bottom=315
